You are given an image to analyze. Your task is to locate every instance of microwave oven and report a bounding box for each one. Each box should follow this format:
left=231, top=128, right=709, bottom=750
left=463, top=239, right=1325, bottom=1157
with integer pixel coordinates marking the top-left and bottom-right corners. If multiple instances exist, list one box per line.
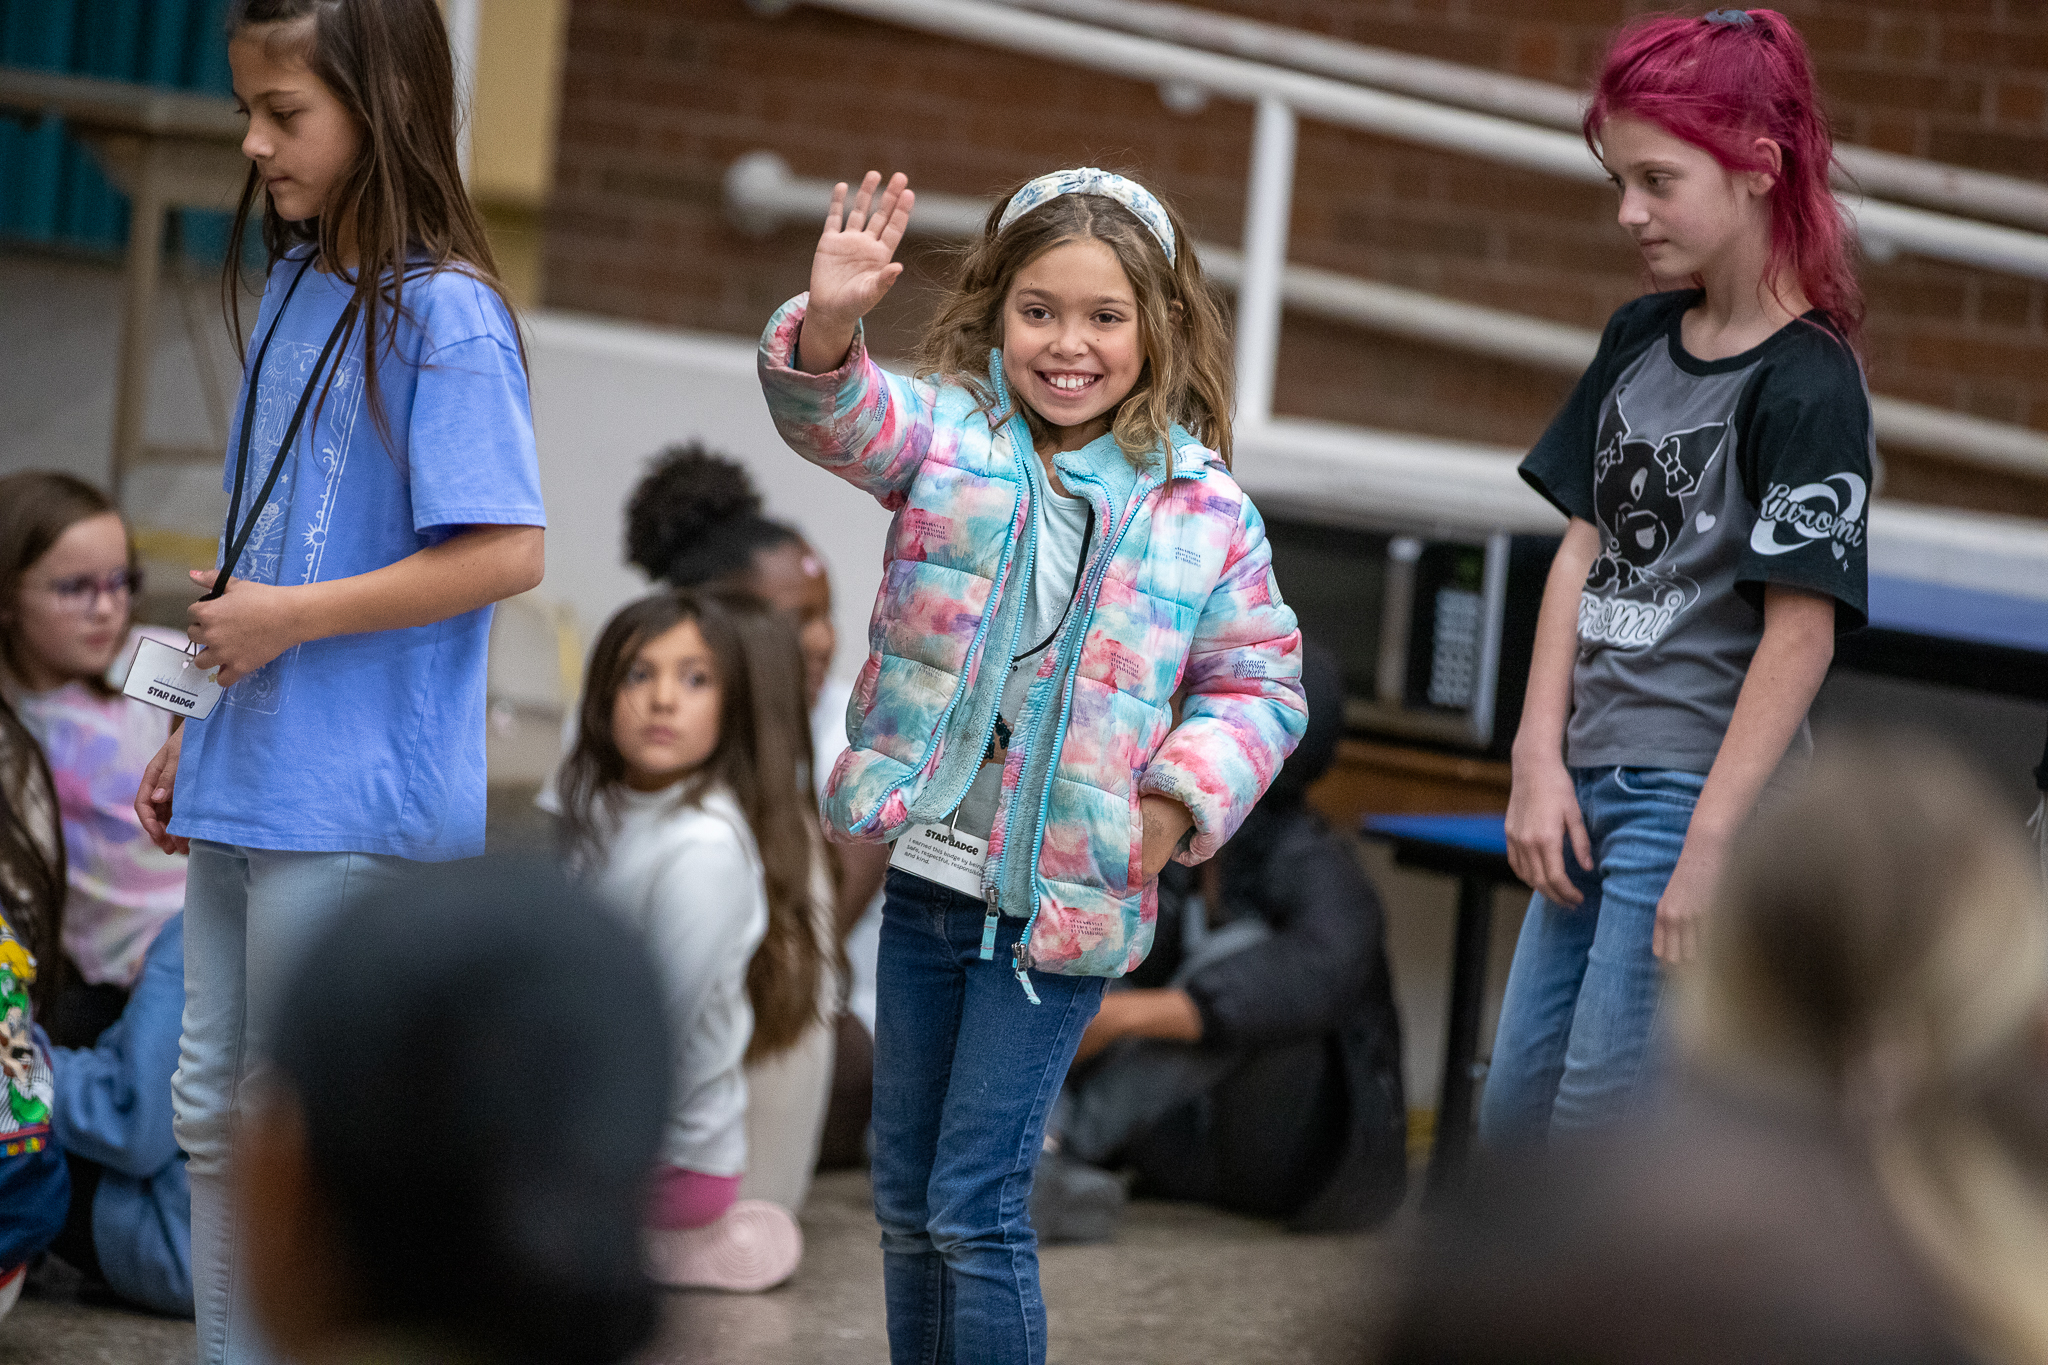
left=1263, top=517, right=1560, bottom=759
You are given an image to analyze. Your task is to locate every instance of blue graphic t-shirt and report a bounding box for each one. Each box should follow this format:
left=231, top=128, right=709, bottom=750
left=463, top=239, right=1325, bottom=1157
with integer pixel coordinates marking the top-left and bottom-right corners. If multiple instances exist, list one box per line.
left=171, top=249, right=544, bottom=860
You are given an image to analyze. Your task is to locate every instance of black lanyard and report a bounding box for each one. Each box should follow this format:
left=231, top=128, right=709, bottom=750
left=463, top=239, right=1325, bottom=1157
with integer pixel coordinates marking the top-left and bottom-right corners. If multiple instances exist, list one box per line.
left=1011, top=500, right=1095, bottom=665
left=206, top=255, right=361, bottom=602
left=989, top=497, right=1095, bottom=756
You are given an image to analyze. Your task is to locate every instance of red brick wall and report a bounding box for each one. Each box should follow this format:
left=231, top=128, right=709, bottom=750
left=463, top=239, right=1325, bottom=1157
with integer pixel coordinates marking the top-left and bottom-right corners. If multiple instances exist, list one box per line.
left=543, top=0, right=2048, bottom=516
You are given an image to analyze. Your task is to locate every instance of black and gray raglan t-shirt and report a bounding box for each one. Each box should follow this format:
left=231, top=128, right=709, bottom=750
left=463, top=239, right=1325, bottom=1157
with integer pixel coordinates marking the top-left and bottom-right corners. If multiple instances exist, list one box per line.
left=1520, top=290, right=1872, bottom=773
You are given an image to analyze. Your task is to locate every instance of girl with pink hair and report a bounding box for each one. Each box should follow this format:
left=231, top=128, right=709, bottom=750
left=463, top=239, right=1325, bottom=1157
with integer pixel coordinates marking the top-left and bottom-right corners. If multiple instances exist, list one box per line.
left=1485, top=8, right=1876, bottom=1145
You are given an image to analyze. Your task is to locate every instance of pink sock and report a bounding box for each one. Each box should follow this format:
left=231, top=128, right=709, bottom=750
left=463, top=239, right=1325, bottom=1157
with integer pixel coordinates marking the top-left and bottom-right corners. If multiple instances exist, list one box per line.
left=648, top=1166, right=742, bottom=1230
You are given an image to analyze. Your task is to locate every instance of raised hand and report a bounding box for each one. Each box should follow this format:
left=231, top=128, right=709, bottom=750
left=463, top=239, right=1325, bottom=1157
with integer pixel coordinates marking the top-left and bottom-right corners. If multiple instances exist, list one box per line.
left=798, top=170, right=915, bottom=374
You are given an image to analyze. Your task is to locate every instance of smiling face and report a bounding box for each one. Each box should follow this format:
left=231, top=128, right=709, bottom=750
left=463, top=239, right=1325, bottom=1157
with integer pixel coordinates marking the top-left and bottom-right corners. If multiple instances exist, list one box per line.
left=229, top=23, right=362, bottom=226
left=1600, top=115, right=1776, bottom=288
left=1000, top=236, right=1146, bottom=451
left=7, top=511, right=133, bottom=692
left=612, top=619, right=724, bottom=792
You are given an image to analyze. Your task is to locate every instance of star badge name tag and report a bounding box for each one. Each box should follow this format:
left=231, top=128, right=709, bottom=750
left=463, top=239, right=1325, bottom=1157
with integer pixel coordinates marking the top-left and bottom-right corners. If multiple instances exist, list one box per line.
left=890, top=820, right=989, bottom=897
left=122, top=635, right=223, bottom=721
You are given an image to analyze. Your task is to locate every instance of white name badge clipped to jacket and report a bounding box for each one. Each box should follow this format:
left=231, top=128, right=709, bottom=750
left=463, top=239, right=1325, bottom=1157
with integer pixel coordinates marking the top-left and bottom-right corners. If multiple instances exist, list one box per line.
left=890, top=816, right=988, bottom=897
left=122, top=636, right=223, bottom=721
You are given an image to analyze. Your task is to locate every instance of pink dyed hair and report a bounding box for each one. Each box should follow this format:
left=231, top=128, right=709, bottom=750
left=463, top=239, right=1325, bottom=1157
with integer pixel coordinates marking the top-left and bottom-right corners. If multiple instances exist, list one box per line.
left=1584, top=8, right=1863, bottom=347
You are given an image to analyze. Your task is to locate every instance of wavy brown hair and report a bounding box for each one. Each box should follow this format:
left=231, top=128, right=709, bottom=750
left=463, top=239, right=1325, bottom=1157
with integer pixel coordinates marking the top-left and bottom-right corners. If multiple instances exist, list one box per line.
left=912, top=179, right=1234, bottom=470
left=560, top=591, right=826, bottom=1062
left=0, top=472, right=135, bottom=700
left=221, top=0, right=521, bottom=447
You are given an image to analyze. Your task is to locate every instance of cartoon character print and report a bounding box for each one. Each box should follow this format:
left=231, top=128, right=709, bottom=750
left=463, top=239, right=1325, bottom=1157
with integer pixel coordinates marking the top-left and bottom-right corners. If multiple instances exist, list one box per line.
left=0, top=930, right=51, bottom=1135
left=1581, top=388, right=1728, bottom=650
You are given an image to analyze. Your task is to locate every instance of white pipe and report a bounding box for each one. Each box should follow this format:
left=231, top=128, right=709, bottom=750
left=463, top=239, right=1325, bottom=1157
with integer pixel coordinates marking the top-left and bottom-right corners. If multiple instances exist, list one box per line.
left=725, top=152, right=2048, bottom=480
left=995, top=0, right=2048, bottom=234
left=1234, top=97, right=1295, bottom=431
left=1004, top=0, right=1585, bottom=127
left=1262, top=261, right=1601, bottom=373
left=1235, top=417, right=1558, bottom=535
left=1867, top=397, right=2048, bottom=481
left=1835, top=146, right=2048, bottom=237
left=1867, top=502, right=2048, bottom=605
left=794, top=0, right=2048, bottom=282
left=445, top=0, right=481, bottom=183
left=797, top=0, right=1612, bottom=181
left=1848, top=196, right=2048, bottom=282
left=725, top=151, right=992, bottom=237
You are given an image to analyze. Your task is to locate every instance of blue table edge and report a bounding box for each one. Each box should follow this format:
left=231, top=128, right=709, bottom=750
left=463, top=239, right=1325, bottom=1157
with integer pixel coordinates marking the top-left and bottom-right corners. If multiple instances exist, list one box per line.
left=1360, top=812, right=1509, bottom=858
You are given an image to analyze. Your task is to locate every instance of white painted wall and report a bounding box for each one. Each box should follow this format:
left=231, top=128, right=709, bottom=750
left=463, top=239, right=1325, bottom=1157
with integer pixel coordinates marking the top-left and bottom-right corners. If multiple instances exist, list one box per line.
left=524, top=310, right=892, bottom=685
left=12, top=250, right=2045, bottom=688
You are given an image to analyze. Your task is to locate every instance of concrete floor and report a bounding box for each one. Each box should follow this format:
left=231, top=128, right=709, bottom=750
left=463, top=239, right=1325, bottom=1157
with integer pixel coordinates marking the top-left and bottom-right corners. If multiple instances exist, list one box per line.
left=10, top=1171, right=1399, bottom=1364
left=5, top=1292, right=195, bottom=1365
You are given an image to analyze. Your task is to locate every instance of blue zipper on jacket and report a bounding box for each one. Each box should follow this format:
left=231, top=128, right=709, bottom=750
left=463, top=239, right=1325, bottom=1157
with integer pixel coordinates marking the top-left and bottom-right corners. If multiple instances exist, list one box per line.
left=972, top=409, right=1039, bottom=960
left=861, top=357, right=1036, bottom=849
left=1002, top=468, right=1156, bottom=1003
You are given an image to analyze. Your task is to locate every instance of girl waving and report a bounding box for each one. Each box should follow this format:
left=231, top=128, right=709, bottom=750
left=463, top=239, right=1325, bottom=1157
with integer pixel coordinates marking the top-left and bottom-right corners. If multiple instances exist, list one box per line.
left=761, top=168, right=1304, bottom=1364
left=133, top=3, right=544, bottom=1360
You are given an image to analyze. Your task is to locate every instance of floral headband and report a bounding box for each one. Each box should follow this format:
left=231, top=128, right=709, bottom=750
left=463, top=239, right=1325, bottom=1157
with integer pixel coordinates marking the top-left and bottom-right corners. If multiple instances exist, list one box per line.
left=996, top=167, right=1178, bottom=265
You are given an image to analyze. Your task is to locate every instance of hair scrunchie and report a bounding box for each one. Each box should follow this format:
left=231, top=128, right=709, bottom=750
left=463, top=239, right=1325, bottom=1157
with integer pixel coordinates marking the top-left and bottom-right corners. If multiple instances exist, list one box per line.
left=996, top=167, right=1177, bottom=264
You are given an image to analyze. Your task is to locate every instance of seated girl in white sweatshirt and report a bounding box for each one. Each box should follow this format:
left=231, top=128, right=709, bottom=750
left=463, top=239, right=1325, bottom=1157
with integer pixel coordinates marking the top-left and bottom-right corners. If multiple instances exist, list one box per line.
left=559, top=590, right=829, bottom=1292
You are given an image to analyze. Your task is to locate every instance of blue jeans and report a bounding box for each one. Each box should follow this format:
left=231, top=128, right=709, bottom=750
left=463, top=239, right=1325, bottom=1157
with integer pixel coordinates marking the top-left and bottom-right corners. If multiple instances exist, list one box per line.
left=871, top=870, right=1105, bottom=1365
left=172, top=841, right=413, bottom=1365
left=1479, top=766, right=1703, bottom=1148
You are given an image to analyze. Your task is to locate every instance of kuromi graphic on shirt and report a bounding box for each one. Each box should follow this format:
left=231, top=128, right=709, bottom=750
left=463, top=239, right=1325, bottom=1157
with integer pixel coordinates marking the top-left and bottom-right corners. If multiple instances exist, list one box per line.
left=1581, top=388, right=1728, bottom=649
left=1751, top=472, right=1867, bottom=562
left=1518, top=290, right=1873, bottom=772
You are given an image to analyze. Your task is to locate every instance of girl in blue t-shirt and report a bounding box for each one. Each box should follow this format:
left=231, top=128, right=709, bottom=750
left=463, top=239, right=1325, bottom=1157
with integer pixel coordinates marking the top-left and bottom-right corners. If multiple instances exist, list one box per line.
left=132, top=3, right=544, bottom=1361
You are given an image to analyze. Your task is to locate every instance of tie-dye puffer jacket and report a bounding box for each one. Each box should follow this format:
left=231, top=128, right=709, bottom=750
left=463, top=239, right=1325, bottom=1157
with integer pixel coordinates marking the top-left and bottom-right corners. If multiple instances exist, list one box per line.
left=759, top=294, right=1305, bottom=985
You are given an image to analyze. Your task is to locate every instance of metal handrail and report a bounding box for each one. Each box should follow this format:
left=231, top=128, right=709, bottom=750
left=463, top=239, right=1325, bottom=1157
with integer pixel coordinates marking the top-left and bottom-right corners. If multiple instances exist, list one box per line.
left=995, top=0, right=2048, bottom=234
left=725, top=152, right=2048, bottom=480
left=774, top=0, right=2048, bottom=283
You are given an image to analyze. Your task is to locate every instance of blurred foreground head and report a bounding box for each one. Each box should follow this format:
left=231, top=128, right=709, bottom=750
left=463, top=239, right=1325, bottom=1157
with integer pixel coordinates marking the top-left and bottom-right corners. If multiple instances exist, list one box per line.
left=1682, top=733, right=2048, bottom=1364
left=1387, top=735, right=2048, bottom=1365
left=237, top=857, right=670, bottom=1365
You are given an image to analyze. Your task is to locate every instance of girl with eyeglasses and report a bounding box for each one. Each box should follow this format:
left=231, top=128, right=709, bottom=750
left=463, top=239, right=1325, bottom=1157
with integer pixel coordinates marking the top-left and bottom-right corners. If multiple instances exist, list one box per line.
left=0, top=472, right=186, bottom=1049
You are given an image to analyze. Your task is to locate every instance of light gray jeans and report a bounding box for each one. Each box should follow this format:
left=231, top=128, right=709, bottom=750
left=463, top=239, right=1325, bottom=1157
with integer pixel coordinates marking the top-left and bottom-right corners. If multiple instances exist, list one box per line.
left=173, top=840, right=414, bottom=1365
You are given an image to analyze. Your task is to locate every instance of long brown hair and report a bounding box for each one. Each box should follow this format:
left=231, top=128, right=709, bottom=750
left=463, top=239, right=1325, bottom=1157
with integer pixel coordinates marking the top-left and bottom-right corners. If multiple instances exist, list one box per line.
left=0, top=693, right=65, bottom=1019
left=560, top=591, right=826, bottom=1061
left=221, top=0, right=522, bottom=448
left=0, top=472, right=133, bottom=700
left=1677, top=734, right=2048, bottom=1362
left=913, top=178, right=1235, bottom=469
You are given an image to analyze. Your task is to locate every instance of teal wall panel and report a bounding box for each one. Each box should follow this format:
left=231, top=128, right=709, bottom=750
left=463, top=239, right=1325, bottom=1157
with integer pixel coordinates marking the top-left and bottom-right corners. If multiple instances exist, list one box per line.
left=0, top=0, right=239, bottom=263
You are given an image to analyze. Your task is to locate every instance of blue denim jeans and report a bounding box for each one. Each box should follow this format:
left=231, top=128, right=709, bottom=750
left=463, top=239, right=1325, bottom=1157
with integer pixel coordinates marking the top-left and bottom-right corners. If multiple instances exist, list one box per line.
left=173, top=841, right=414, bottom=1365
left=871, top=870, right=1106, bottom=1365
left=1479, top=766, right=1703, bottom=1148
